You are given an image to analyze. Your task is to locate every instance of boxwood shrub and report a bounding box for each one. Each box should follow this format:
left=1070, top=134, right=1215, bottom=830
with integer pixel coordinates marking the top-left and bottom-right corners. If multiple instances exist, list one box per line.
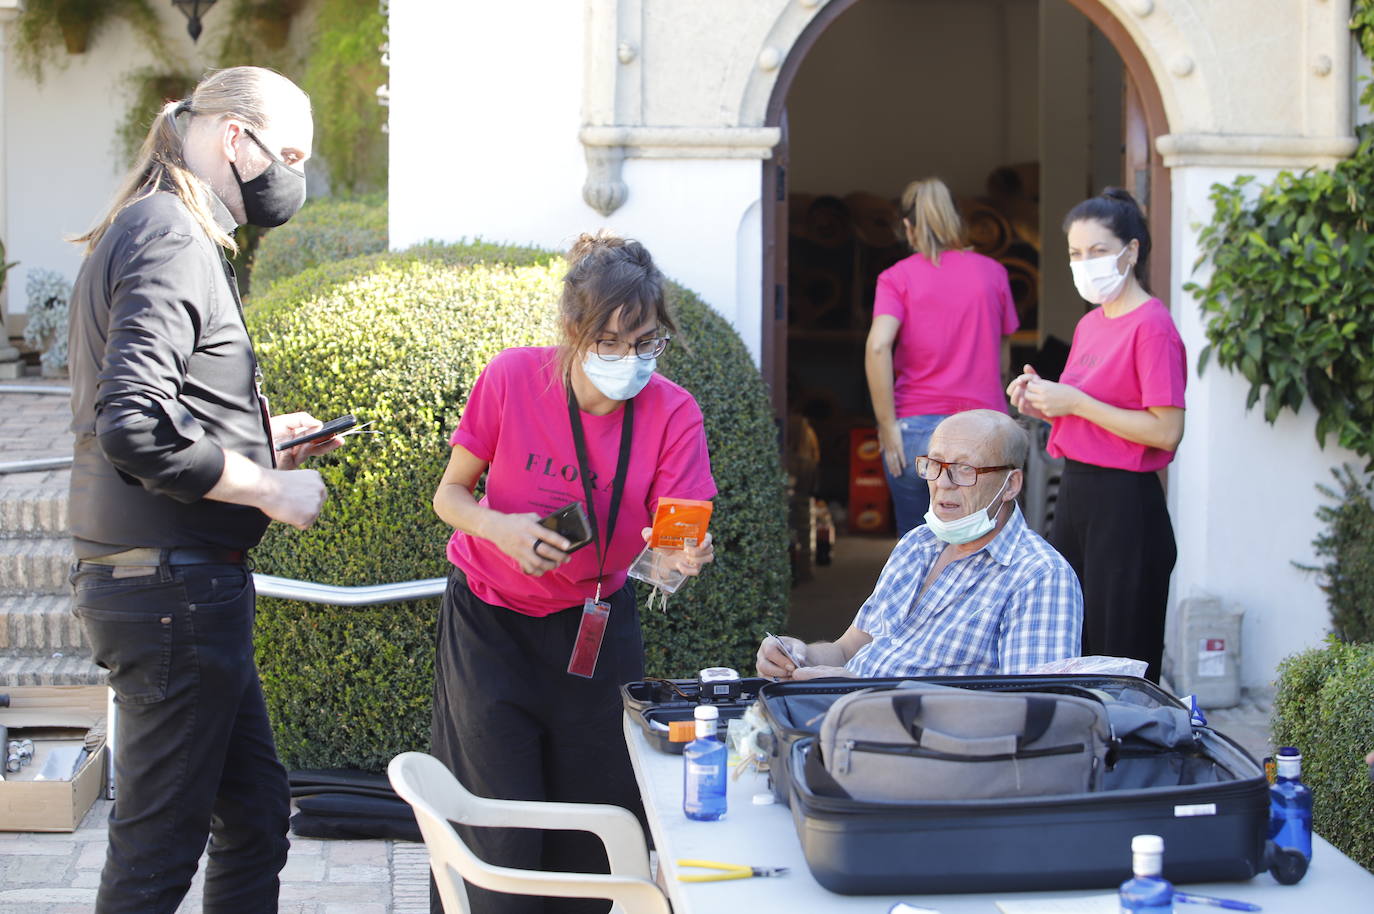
left=249, top=194, right=389, bottom=293
left=245, top=242, right=788, bottom=770
left=1272, top=639, right=1374, bottom=872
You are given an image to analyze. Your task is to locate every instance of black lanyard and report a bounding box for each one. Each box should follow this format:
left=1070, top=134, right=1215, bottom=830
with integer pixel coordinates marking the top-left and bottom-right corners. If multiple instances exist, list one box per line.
left=567, top=384, right=635, bottom=597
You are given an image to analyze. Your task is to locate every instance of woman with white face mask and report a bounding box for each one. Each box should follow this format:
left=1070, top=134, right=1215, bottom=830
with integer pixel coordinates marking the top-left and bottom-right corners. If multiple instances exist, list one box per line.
left=429, top=232, right=716, bottom=914
left=1006, top=188, right=1185, bottom=683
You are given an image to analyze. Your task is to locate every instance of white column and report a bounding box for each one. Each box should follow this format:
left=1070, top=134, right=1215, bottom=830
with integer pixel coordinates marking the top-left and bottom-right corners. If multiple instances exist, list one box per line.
left=0, top=0, right=24, bottom=378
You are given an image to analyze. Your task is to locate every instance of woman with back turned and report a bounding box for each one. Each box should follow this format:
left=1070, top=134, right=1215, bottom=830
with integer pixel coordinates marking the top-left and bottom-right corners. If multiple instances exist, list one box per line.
left=865, top=177, right=1020, bottom=536
left=430, top=232, right=716, bottom=913
left=1007, top=188, right=1185, bottom=682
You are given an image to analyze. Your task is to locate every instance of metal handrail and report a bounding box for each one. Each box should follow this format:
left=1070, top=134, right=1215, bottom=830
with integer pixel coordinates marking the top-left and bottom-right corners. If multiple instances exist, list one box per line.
left=251, top=573, right=446, bottom=605
left=0, top=456, right=72, bottom=474
left=0, top=384, right=71, bottom=395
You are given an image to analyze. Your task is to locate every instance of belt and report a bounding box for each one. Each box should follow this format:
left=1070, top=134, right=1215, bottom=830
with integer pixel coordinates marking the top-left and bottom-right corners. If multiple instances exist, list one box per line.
left=84, top=547, right=247, bottom=567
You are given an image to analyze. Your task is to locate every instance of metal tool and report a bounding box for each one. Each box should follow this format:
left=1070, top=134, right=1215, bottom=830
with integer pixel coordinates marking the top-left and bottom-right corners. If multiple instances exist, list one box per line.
left=675, top=859, right=789, bottom=882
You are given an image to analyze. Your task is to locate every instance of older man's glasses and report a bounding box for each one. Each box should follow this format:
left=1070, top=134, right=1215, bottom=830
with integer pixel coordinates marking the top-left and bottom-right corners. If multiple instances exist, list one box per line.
left=914, top=456, right=1015, bottom=487
left=594, top=336, right=671, bottom=361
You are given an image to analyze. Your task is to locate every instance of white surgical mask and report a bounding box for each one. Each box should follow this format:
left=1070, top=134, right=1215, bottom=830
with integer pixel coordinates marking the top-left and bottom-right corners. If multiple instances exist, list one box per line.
left=923, top=472, right=1012, bottom=545
left=1069, top=247, right=1130, bottom=305
left=582, top=352, right=656, bottom=401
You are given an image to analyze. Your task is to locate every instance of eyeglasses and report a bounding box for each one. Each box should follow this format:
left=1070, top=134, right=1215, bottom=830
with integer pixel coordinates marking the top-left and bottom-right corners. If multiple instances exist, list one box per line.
left=593, top=335, right=671, bottom=361
left=914, top=456, right=1015, bottom=487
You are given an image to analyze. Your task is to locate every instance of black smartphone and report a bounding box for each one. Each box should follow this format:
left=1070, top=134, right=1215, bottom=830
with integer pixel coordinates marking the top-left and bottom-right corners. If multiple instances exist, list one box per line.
left=539, top=502, right=594, bottom=554
left=275, top=414, right=357, bottom=452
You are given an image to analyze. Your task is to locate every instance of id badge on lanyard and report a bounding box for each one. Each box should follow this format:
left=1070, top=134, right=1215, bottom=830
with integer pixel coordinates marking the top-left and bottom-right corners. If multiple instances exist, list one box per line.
left=564, top=388, right=634, bottom=679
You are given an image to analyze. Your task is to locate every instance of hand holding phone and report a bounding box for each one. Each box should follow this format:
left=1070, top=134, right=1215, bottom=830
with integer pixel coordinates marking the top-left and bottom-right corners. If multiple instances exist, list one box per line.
left=539, top=502, right=594, bottom=555
left=275, top=414, right=357, bottom=452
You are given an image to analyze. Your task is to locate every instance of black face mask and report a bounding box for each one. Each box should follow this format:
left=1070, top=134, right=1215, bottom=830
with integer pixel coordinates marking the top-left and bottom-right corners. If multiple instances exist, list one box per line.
left=230, top=129, right=307, bottom=228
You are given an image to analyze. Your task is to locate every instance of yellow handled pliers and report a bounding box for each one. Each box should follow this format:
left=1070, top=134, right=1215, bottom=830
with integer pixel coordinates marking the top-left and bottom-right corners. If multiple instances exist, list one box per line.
left=675, top=859, right=789, bottom=882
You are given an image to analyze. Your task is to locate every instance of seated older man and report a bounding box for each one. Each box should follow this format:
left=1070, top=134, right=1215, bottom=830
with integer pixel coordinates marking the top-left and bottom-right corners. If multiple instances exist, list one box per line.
left=758, top=409, right=1082, bottom=679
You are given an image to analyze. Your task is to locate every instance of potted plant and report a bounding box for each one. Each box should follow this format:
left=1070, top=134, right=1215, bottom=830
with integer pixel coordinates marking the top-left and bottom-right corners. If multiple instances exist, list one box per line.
left=117, top=68, right=201, bottom=166
left=22, top=269, right=72, bottom=379
left=0, top=240, right=16, bottom=295
left=247, top=0, right=303, bottom=50
left=13, top=0, right=168, bottom=81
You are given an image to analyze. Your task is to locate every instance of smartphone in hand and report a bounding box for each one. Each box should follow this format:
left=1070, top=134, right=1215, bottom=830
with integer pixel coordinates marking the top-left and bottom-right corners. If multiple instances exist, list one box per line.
left=539, top=502, right=594, bottom=554
left=275, top=414, right=357, bottom=452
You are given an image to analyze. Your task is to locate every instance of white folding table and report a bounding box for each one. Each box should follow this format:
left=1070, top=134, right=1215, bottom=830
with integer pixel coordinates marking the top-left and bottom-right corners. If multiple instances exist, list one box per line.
left=624, top=713, right=1374, bottom=913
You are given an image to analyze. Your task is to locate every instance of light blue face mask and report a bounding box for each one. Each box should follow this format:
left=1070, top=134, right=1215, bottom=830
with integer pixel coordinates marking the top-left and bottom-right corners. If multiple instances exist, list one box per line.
left=922, top=471, right=1012, bottom=545
left=582, top=351, right=656, bottom=401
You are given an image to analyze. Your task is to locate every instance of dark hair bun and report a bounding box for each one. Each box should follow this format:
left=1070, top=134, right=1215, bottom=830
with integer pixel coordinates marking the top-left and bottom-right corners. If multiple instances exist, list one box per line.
left=1101, top=187, right=1143, bottom=211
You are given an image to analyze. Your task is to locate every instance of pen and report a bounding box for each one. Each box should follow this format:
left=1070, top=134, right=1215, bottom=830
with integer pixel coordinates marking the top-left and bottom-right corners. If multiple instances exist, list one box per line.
left=1174, top=891, right=1261, bottom=911
left=764, top=631, right=803, bottom=668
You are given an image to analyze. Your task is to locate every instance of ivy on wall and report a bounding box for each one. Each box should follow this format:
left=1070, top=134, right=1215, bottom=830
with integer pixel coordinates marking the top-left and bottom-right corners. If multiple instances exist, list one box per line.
left=1187, top=4, right=1374, bottom=463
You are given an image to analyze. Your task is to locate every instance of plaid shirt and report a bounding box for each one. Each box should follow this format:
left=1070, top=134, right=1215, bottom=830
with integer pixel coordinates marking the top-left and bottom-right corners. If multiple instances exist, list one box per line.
left=847, top=506, right=1082, bottom=677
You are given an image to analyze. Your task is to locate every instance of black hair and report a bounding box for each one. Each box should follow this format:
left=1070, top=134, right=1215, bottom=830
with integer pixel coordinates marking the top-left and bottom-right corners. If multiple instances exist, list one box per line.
left=1063, top=187, right=1151, bottom=294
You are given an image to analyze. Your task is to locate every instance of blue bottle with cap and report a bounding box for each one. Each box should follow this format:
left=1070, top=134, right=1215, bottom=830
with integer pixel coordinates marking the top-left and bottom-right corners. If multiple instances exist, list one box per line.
left=1119, top=834, right=1174, bottom=912
left=683, top=704, right=727, bottom=821
left=1268, top=746, right=1313, bottom=861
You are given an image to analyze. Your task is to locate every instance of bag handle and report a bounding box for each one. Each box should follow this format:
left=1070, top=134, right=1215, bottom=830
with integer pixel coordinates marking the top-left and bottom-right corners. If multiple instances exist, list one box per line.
left=893, top=693, right=1057, bottom=756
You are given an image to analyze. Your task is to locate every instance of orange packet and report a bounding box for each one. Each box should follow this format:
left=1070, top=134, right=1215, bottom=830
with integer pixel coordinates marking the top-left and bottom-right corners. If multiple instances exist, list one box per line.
left=648, top=498, right=713, bottom=550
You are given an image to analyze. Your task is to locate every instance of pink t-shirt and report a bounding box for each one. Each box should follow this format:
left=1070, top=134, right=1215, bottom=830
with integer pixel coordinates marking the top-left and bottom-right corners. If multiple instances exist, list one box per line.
left=1047, top=298, right=1187, bottom=472
left=873, top=250, right=1019, bottom=417
left=446, top=347, right=717, bottom=616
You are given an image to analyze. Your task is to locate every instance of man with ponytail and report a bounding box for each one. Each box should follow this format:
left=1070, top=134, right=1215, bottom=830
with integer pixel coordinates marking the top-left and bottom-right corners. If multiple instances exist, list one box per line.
left=67, top=67, right=333, bottom=912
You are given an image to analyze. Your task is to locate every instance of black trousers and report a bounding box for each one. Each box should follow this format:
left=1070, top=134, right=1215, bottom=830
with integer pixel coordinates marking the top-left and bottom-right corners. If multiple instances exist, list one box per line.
left=431, top=569, right=646, bottom=914
left=1049, top=460, right=1178, bottom=683
left=71, top=560, right=290, bottom=914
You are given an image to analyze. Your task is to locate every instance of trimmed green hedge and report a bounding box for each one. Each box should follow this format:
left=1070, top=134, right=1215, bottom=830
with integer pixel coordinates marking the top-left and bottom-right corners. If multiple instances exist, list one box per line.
left=249, top=194, right=388, bottom=293
left=245, top=242, right=787, bottom=770
left=1273, top=640, right=1374, bottom=872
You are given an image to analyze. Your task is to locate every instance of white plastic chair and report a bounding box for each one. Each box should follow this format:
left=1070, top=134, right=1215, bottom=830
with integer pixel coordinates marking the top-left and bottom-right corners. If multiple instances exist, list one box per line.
left=387, top=751, right=671, bottom=914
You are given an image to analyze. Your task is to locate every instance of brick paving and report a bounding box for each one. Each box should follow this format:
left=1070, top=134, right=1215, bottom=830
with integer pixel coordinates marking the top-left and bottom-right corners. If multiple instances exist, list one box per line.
left=0, top=378, right=430, bottom=912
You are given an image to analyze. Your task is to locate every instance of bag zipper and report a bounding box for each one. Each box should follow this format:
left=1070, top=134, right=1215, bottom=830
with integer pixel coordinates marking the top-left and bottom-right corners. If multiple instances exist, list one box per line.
left=834, top=738, right=1087, bottom=774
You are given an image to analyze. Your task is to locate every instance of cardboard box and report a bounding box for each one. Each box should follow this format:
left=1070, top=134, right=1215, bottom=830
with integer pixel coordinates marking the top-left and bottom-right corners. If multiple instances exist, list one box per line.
left=0, top=686, right=107, bottom=832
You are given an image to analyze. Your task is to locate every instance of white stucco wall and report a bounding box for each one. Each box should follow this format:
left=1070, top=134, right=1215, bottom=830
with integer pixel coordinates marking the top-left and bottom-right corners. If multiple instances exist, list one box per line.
left=388, top=0, right=763, bottom=354
left=1168, top=165, right=1357, bottom=691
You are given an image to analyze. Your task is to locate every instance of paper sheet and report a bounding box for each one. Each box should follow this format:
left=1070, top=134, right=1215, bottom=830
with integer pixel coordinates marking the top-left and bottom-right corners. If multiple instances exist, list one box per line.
left=994, top=894, right=1119, bottom=914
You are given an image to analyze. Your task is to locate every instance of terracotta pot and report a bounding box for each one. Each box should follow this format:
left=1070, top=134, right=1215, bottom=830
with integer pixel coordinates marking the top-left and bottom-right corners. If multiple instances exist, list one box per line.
left=57, top=12, right=91, bottom=55
left=255, top=13, right=291, bottom=50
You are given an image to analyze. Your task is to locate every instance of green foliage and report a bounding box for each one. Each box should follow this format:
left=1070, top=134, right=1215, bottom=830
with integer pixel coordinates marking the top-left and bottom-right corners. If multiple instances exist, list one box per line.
left=245, top=242, right=788, bottom=770
left=13, top=0, right=168, bottom=82
left=250, top=194, right=389, bottom=293
left=0, top=239, right=17, bottom=293
left=300, top=0, right=389, bottom=194
left=1273, top=640, right=1374, bottom=871
left=115, top=69, right=199, bottom=168
left=1187, top=10, right=1374, bottom=463
left=1301, top=467, right=1374, bottom=643
left=1353, top=0, right=1374, bottom=109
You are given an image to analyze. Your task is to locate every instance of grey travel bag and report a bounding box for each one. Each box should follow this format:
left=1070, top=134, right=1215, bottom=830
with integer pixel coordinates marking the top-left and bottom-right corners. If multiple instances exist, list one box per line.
left=816, top=684, right=1113, bottom=802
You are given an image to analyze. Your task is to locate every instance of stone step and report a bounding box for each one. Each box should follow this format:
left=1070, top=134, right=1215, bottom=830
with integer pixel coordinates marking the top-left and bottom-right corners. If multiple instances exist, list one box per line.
left=0, top=536, right=72, bottom=594
left=0, top=483, right=68, bottom=537
left=1, top=592, right=86, bottom=653
left=0, top=652, right=106, bottom=687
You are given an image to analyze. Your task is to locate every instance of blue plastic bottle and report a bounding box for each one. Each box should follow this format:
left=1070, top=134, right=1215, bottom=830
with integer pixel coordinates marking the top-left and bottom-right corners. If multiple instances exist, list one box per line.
left=1119, top=834, right=1174, bottom=913
left=1268, top=746, right=1313, bottom=861
left=683, top=704, right=727, bottom=821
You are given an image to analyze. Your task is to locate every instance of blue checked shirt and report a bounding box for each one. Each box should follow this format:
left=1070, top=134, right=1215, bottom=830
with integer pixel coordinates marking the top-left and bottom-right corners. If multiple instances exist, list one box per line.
left=846, top=506, right=1082, bottom=677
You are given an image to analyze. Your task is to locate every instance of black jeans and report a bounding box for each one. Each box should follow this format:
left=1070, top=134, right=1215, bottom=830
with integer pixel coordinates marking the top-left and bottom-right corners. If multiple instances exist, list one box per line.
left=1050, top=460, right=1178, bottom=683
left=71, top=559, right=290, bottom=914
left=430, top=569, right=646, bottom=914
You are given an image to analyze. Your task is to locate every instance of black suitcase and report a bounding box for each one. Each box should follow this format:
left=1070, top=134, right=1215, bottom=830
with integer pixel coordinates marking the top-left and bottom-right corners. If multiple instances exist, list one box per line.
left=758, top=675, right=1276, bottom=895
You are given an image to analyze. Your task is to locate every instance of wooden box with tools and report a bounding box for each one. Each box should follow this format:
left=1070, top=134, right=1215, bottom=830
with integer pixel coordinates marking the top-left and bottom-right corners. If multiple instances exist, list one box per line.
left=0, top=686, right=108, bottom=832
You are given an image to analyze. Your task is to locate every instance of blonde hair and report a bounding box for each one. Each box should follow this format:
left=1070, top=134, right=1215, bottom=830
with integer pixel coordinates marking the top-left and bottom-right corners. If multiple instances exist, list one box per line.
left=557, top=230, right=678, bottom=379
left=72, top=67, right=308, bottom=255
left=900, top=177, right=967, bottom=266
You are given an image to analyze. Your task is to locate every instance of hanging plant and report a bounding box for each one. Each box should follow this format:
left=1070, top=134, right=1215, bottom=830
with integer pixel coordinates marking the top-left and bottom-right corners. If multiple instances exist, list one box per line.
left=301, top=0, right=388, bottom=194
left=216, top=0, right=305, bottom=64
left=116, top=68, right=200, bottom=167
left=13, top=0, right=169, bottom=82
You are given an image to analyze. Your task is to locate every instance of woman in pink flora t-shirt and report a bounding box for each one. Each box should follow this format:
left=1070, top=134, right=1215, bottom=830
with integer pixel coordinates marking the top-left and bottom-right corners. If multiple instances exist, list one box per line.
left=865, top=177, right=1019, bottom=536
left=1007, top=188, right=1186, bottom=683
left=430, top=233, right=716, bottom=914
